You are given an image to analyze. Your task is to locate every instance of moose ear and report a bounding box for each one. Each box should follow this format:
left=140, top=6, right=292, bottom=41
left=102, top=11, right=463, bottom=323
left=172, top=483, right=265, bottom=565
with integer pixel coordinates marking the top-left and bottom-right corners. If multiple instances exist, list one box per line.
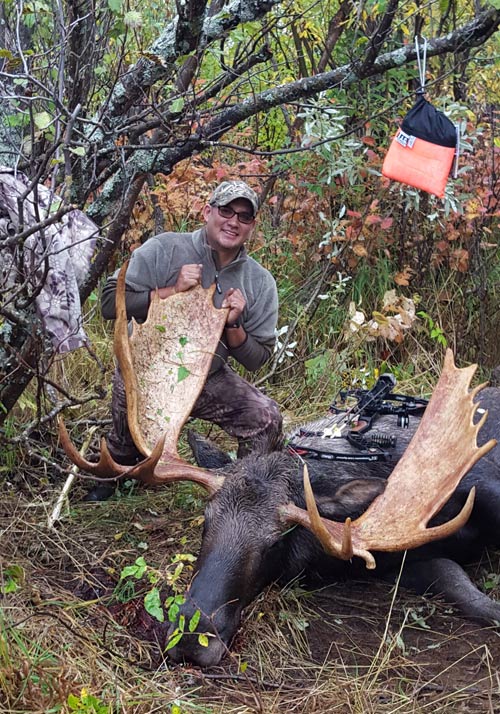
left=187, top=430, right=233, bottom=469
left=312, top=478, right=386, bottom=520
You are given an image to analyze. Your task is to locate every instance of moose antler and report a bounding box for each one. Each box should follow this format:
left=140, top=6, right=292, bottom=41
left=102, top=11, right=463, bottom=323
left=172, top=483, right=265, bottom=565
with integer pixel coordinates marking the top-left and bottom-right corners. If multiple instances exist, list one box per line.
left=59, top=262, right=228, bottom=495
left=114, top=262, right=229, bottom=460
left=281, top=350, right=496, bottom=569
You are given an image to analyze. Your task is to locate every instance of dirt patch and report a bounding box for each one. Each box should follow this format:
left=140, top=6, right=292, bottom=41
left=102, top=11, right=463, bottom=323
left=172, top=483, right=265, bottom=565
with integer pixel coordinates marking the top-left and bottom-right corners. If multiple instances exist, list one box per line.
left=304, top=582, right=500, bottom=711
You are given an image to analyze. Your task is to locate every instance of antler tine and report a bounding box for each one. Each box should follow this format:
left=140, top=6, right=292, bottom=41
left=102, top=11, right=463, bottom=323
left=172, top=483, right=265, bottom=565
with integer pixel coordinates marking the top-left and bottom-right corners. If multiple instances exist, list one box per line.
left=118, top=434, right=224, bottom=494
left=114, top=261, right=150, bottom=456
left=59, top=417, right=224, bottom=494
left=143, top=459, right=225, bottom=495
left=58, top=416, right=129, bottom=478
left=302, top=465, right=355, bottom=561
left=282, top=350, right=496, bottom=569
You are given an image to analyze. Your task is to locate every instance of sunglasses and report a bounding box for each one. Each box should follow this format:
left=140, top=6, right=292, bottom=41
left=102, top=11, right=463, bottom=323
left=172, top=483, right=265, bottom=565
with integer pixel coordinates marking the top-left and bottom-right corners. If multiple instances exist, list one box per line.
left=215, top=205, right=255, bottom=225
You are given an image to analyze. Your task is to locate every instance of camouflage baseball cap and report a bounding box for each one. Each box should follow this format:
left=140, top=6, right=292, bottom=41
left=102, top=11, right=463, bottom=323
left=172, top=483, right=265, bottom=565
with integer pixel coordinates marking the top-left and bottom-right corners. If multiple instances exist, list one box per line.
left=209, top=180, right=259, bottom=216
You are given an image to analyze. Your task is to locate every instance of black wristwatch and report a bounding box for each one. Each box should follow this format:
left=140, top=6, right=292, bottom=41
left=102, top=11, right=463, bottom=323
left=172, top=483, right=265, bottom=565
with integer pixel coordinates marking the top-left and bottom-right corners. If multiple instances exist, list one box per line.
left=226, top=317, right=242, bottom=329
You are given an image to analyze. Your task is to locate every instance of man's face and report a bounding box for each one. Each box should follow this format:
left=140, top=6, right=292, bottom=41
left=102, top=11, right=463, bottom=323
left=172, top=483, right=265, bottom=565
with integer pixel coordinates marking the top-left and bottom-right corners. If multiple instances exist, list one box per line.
left=203, top=198, right=255, bottom=258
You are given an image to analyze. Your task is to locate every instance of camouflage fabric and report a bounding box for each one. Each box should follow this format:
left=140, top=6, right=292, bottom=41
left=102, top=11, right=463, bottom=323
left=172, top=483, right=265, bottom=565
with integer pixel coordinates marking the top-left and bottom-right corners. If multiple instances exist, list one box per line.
left=108, top=364, right=282, bottom=461
left=191, top=364, right=282, bottom=456
left=209, top=181, right=259, bottom=215
left=0, top=167, right=98, bottom=353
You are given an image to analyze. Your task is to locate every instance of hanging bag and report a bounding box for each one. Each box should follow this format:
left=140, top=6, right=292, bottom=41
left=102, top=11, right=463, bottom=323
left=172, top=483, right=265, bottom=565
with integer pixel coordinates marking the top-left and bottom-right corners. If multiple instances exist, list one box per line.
left=382, top=38, right=458, bottom=198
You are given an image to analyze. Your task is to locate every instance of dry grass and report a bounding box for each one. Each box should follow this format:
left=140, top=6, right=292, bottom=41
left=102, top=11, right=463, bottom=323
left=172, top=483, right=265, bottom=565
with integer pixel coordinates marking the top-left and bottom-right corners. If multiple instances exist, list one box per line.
left=1, top=481, right=499, bottom=714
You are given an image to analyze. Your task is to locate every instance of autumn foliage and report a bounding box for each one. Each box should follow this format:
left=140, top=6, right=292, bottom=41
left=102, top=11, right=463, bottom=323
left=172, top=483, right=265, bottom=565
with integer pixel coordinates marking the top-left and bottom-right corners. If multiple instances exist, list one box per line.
left=120, top=108, right=499, bottom=372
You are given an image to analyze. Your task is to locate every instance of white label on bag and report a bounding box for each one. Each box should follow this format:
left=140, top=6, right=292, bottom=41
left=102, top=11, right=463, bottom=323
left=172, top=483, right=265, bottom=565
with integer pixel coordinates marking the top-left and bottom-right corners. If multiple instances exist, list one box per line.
left=395, top=130, right=416, bottom=149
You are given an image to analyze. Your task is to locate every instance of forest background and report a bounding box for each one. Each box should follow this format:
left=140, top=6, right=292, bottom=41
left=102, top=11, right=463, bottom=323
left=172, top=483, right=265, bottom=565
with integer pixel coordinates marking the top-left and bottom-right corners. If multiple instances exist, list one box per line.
left=0, top=1, right=500, bottom=711
left=0, top=0, right=499, bottom=438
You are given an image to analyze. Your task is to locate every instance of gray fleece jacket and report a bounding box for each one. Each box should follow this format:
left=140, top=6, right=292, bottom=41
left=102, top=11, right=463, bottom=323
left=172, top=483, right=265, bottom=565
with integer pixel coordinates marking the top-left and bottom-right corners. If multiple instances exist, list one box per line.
left=101, top=227, right=278, bottom=373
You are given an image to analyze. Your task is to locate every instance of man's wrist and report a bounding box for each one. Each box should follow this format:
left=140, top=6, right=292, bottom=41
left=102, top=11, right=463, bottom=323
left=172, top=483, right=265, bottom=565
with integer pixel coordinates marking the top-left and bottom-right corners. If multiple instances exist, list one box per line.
left=226, top=317, right=242, bottom=329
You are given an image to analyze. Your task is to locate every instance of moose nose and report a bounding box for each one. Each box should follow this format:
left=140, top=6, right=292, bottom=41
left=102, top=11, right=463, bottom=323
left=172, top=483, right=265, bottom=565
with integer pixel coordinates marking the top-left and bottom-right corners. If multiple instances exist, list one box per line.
left=165, top=594, right=239, bottom=666
left=167, top=630, right=227, bottom=667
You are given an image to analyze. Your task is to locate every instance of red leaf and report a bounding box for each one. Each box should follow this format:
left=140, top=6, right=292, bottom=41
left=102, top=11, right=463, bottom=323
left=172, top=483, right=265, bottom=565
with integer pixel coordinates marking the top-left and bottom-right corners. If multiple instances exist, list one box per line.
left=450, top=248, right=469, bottom=273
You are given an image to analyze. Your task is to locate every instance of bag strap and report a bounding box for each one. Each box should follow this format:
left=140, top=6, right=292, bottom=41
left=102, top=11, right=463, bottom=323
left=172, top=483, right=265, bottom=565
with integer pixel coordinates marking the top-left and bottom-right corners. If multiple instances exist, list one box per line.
left=415, top=35, right=428, bottom=95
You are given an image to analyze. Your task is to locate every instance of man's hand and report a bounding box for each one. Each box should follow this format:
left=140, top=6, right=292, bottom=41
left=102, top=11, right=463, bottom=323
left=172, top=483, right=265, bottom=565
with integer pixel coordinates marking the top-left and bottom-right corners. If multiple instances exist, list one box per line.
left=222, top=287, right=246, bottom=325
left=153, top=264, right=203, bottom=301
left=175, top=264, right=203, bottom=293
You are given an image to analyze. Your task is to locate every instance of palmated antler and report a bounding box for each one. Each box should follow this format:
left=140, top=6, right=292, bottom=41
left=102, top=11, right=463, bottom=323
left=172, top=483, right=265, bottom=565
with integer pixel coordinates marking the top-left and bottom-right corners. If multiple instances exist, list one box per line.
left=59, top=261, right=228, bottom=496
left=114, top=262, right=228, bottom=460
left=281, top=350, right=496, bottom=569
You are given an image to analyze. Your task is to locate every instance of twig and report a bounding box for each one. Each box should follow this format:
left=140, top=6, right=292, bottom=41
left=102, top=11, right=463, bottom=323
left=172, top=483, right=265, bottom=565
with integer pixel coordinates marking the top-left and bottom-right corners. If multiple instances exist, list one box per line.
left=195, top=671, right=281, bottom=689
left=47, top=425, right=97, bottom=529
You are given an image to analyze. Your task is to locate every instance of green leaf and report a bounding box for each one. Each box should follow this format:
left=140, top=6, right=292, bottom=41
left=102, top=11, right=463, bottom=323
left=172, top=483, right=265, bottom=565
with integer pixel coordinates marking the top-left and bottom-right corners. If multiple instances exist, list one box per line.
left=179, top=336, right=188, bottom=347
left=34, top=111, right=52, bottom=130
left=167, top=601, right=180, bottom=622
left=144, top=587, right=165, bottom=622
left=188, top=609, right=200, bottom=632
left=107, top=0, right=123, bottom=12
left=69, top=146, right=86, bottom=156
left=119, top=564, right=139, bottom=580
left=172, top=562, right=184, bottom=581
left=172, top=552, right=196, bottom=563
left=165, top=630, right=183, bottom=651
left=170, top=97, right=185, bottom=113
left=2, top=579, right=17, bottom=594
left=147, top=569, right=159, bottom=584
left=177, top=365, right=190, bottom=382
left=119, top=556, right=147, bottom=580
left=67, top=693, right=80, bottom=710
left=1, top=564, right=24, bottom=594
left=155, top=324, right=166, bottom=333
left=5, top=112, right=28, bottom=128
left=198, top=633, right=209, bottom=647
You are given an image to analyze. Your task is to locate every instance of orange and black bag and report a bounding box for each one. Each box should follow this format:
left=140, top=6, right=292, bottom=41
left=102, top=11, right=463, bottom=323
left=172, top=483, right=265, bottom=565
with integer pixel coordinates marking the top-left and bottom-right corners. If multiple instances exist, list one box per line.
left=382, top=94, right=457, bottom=198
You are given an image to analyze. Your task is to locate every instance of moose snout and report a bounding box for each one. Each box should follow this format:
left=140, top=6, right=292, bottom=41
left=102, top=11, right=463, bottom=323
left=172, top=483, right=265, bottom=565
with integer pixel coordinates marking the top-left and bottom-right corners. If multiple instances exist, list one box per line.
left=166, top=594, right=239, bottom=667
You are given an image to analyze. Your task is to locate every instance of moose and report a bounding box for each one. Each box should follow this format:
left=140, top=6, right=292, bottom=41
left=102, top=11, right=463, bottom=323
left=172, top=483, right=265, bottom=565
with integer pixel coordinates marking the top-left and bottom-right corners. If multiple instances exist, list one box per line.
left=59, top=270, right=500, bottom=667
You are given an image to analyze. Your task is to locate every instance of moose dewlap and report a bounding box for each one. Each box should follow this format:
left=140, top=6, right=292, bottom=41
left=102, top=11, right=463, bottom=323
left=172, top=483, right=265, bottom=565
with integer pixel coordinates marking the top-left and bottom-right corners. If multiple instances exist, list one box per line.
left=382, top=95, right=457, bottom=198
